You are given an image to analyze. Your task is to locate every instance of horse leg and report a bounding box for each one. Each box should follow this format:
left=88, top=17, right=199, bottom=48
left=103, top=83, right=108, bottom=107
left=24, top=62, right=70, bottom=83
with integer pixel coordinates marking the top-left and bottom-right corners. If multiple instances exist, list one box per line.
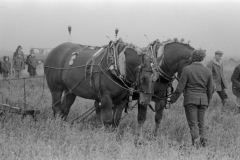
left=100, top=94, right=113, bottom=125
left=94, top=100, right=101, bottom=120
left=154, top=100, right=166, bottom=137
left=61, top=91, right=76, bottom=120
left=112, top=99, right=127, bottom=127
left=137, top=103, right=148, bottom=140
left=51, top=89, right=64, bottom=117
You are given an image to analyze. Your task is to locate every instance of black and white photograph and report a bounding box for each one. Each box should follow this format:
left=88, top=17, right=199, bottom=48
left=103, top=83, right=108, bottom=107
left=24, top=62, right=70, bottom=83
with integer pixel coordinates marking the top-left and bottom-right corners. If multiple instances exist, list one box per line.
left=0, top=0, right=240, bottom=159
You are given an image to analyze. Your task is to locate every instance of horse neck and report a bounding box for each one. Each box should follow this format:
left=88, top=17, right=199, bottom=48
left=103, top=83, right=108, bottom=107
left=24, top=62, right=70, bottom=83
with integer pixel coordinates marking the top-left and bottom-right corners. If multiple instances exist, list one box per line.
left=124, top=48, right=143, bottom=82
left=160, top=43, right=193, bottom=77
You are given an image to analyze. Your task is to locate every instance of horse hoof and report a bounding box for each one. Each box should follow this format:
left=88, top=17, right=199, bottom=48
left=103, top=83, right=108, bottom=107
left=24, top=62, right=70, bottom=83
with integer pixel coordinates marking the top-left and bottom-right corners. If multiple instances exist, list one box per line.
left=134, top=138, right=146, bottom=148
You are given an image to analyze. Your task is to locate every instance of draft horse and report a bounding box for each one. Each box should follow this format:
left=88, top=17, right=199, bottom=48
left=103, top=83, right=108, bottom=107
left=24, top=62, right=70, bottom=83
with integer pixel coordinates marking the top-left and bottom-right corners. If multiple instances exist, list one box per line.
left=44, top=39, right=158, bottom=125
left=112, top=39, right=195, bottom=139
left=137, top=39, right=196, bottom=138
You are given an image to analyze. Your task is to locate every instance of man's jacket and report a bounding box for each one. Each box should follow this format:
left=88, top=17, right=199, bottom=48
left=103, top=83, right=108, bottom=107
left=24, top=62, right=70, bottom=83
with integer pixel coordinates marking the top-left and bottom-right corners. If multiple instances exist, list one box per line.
left=13, top=56, right=25, bottom=71
left=206, top=58, right=227, bottom=91
left=171, top=62, right=213, bottom=106
left=27, top=56, right=38, bottom=69
left=231, top=64, right=240, bottom=97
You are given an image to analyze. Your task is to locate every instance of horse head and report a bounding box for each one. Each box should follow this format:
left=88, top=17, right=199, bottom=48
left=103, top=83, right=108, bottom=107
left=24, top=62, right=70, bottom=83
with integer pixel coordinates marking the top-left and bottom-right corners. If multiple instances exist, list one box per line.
left=110, top=39, right=158, bottom=105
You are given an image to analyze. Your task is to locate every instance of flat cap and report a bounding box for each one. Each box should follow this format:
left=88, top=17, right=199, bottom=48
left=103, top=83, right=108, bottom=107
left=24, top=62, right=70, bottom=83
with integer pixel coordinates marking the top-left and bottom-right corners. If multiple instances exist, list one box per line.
left=215, top=50, right=223, bottom=55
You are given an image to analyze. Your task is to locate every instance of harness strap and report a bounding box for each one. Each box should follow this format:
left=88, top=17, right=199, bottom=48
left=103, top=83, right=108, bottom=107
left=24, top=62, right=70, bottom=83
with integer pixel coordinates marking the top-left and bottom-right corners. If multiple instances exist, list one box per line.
left=157, top=66, right=175, bottom=82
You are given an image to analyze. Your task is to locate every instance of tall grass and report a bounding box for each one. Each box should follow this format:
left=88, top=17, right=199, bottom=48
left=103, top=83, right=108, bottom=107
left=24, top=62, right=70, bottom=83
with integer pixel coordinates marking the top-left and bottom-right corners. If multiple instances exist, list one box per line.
left=0, top=61, right=240, bottom=160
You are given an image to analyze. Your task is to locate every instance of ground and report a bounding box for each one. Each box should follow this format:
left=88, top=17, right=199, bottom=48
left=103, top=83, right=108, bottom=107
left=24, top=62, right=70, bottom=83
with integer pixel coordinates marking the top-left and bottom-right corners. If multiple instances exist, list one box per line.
left=0, top=58, right=239, bottom=160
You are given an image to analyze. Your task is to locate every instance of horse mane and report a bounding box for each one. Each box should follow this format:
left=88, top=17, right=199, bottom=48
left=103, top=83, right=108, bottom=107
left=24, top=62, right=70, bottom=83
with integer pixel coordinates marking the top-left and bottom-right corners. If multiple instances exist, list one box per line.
left=117, top=42, right=144, bottom=78
left=122, top=42, right=143, bottom=55
left=163, top=38, right=194, bottom=51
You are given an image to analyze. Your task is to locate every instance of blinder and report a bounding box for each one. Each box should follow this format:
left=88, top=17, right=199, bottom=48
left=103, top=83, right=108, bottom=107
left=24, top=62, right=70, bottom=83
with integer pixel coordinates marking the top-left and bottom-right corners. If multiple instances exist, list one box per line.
left=136, top=59, right=158, bottom=95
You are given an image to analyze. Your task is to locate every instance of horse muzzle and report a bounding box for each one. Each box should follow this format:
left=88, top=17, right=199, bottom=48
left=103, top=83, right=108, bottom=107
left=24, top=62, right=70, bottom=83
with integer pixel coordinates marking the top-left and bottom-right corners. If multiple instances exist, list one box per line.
left=139, top=93, right=152, bottom=106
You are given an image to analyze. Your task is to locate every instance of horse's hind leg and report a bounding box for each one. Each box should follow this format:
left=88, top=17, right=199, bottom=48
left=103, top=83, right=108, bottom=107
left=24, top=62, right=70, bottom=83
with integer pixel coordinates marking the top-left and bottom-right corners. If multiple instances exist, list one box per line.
left=94, top=100, right=101, bottom=119
left=51, top=89, right=64, bottom=117
left=61, top=91, right=76, bottom=120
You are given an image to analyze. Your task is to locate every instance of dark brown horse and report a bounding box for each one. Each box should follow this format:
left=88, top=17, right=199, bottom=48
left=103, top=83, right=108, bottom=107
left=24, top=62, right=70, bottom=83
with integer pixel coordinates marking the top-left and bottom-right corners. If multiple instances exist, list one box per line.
left=44, top=39, right=158, bottom=125
left=143, top=39, right=195, bottom=138
left=137, top=39, right=198, bottom=139
left=113, top=39, right=195, bottom=139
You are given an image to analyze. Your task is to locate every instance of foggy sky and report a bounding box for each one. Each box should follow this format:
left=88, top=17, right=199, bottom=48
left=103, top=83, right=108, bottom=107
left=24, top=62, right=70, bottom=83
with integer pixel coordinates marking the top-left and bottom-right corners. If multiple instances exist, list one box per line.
left=0, top=0, right=240, bottom=58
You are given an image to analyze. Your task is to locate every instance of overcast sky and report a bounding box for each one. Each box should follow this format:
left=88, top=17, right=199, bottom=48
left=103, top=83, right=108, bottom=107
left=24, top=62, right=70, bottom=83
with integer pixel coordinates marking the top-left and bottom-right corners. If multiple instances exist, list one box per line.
left=0, top=0, right=239, bottom=58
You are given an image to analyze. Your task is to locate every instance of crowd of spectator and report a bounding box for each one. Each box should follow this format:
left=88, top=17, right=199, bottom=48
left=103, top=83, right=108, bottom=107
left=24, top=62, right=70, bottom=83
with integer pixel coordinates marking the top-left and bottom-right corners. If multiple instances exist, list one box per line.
left=0, top=45, right=40, bottom=79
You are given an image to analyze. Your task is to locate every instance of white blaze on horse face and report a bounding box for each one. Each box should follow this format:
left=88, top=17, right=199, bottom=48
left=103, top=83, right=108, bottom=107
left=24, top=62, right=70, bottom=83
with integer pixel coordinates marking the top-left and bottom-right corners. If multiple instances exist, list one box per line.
left=150, top=62, right=153, bottom=68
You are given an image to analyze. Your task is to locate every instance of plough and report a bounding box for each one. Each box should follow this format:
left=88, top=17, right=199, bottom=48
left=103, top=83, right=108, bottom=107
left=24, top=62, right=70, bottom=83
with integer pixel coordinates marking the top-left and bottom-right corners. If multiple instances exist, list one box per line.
left=0, top=103, right=40, bottom=120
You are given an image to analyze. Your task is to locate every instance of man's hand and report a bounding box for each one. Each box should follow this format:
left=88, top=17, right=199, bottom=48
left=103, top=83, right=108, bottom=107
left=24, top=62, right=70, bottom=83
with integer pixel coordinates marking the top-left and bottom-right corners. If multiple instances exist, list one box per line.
left=165, top=101, right=172, bottom=109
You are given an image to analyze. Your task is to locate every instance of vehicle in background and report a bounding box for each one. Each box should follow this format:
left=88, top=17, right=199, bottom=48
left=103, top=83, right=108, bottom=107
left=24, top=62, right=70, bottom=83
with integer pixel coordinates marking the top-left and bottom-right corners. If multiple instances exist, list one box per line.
left=24, top=48, right=52, bottom=63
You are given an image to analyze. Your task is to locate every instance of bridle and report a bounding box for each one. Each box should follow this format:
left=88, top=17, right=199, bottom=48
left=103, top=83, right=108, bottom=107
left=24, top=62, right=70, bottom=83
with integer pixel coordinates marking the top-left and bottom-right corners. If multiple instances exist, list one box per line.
left=149, top=40, right=195, bottom=108
left=136, top=62, right=156, bottom=95
left=108, top=41, right=157, bottom=96
left=146, top=40, right=178, bottom=108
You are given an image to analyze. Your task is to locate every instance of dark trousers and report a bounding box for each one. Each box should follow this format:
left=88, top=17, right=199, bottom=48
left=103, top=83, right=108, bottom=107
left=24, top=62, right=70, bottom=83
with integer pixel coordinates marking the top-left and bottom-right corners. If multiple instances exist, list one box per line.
left=216, top=81, right=228, bottom=101
left=185, top=104, right=208, bottom=141
left=29, top=68, right=37, bottom=77
left=216, top=90, right=228, bottom=101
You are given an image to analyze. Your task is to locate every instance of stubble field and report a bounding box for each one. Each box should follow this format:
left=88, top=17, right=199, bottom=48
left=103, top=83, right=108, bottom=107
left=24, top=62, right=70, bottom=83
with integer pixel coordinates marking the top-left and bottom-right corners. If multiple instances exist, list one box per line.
left=0, top=59, right=240, bottom=160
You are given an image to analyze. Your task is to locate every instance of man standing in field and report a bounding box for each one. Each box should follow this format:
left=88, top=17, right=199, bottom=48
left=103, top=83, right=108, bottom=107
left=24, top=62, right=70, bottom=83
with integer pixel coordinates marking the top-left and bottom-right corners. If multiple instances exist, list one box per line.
left=12, top=52, right=25, bottom=78
left=170, top=50, right=213, bottom=148
left=231, top=63, right=240, bottom=114
left=12, top=45, right=25, bottom=77
left=206, top=51, right=228, bottom=106
left=1, top=56, right=11, bottom=79
left=27, top=49, right=38, bottom=77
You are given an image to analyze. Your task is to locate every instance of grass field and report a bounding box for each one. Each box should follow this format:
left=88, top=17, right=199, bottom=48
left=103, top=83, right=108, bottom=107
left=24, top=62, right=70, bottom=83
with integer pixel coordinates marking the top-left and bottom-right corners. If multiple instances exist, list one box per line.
left=0, top=60, right=240, bottom=160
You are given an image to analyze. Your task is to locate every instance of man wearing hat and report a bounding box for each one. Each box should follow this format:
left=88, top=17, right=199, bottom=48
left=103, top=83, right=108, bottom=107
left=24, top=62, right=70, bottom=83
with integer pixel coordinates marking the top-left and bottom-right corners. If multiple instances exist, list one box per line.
left=206, top=50, right=228, bottom=106
left=27, top=49, right=38, bottom=77
left=170, top=49, right=213, bottom=148
left=231, top=63, right=240, bottom=114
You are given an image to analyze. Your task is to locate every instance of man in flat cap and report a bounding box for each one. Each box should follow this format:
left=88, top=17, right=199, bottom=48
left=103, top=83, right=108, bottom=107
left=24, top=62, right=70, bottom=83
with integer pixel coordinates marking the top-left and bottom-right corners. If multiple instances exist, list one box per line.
left=170, top=49, right=213, bottom=148
left=206, top=50, right=228, bottom=106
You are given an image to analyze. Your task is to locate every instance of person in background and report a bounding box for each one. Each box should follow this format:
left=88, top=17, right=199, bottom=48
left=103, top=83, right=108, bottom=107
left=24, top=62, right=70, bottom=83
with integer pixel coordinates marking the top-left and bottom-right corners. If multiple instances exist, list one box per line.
left=1, top=56, right=11, bottom=79
left=206, top=50, right=228, bottom=106
left=27, top=49, right=38, bottom=77
left=12, top=45, right=25, bottom=76
left=170, top=49, right=213, bottom=148
left=231, top=63, right=240, bottom=114
left=12, top=52, right=25, bottom=78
